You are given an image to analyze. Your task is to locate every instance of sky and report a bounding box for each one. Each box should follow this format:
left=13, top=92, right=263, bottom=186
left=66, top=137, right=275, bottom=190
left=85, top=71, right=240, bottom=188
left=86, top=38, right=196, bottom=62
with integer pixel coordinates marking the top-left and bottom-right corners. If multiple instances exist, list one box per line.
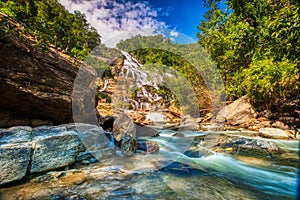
left=58, top=0, right=210, bottom=47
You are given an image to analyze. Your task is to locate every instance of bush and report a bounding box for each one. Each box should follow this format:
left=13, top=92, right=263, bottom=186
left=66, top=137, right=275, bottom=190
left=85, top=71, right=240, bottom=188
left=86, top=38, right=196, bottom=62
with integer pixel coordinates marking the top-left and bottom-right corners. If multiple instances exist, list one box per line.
left=230, top=58, right=299, bottom=107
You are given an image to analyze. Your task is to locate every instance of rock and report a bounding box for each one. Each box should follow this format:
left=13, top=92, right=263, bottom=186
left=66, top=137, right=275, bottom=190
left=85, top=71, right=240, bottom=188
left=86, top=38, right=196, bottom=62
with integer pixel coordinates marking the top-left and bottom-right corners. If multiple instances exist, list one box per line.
left=148, top=112, right=167, bottom=125
left=216, top=95, right=258, bottom=125
left=0, top=112, right=54, bottom=128
left=30, top=131, right=80, bottom=173
left=0, top=123, right=116, bottom=185
left=112, top=113, right=136, bottom=156
left=136, top=123, right=158, bottom=137
left=271, top=120, right=290, bottom=130
left=285, top=130, right=297, bottom=139
left=0, top=142, right=32, bottom=185
left=74, top=124, right=114, bottom=152
left=178, top=115, right=199, bottom=131
left=0, top=126, right=32, bottom=145
left=137, top=141, right=159, bottom=154
left=0, top=126, right=32, bottom=185
left=155, top=161, right=207, bottom=176
left=50, top=194, right=88, bottom=200
left=163, top=123, right=180, bottom=130
left=201, top=134, right=281, bottom=157
left=200, top=123, right=223, bottom=131
left=259, top=128, right=290, bottom=139
left=0, top=32, right=78, bottom=127
left=76, top=148, right=115, bottom=164
left=171, top=132, right=185, bottom=137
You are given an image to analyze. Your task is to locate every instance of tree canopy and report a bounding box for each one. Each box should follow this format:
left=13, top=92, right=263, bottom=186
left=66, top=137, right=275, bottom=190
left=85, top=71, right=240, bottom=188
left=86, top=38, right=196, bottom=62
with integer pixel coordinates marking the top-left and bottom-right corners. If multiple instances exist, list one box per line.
left=0, top=0, right=101, bottom=60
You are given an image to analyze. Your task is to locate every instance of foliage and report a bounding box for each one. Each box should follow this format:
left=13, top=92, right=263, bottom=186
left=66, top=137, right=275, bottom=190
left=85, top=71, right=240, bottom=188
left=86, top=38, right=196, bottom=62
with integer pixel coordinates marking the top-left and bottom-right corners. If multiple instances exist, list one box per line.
left=198, top=0, right=300, bottom=107
left=232, top=58, right=299, bottom=107
left=0, top=0, right=101, bottom=60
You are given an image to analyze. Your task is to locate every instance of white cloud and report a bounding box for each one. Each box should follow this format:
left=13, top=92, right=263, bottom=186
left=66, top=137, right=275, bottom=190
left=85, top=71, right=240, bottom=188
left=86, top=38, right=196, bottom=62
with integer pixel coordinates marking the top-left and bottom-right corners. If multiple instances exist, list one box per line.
left=58, top=0, right=168, bottom=47
left=170, top=30, right=179, bottom=37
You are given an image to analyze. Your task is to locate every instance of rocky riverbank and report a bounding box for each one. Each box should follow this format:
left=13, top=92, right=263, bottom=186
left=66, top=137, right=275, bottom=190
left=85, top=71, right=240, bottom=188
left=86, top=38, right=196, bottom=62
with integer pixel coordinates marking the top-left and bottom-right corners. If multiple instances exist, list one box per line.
left=0, top=126, right=298, bottom=199
left=0, top=123, right=114, bottom=185
left=1, top=120, right=298, bottom=187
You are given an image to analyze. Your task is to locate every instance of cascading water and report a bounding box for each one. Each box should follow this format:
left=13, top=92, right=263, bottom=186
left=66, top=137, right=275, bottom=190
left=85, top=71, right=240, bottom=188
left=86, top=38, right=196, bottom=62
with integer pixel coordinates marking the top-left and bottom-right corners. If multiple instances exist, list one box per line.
left=99, top=50, right=200, bottom=124
left=114, top=51, right=164, bottom=112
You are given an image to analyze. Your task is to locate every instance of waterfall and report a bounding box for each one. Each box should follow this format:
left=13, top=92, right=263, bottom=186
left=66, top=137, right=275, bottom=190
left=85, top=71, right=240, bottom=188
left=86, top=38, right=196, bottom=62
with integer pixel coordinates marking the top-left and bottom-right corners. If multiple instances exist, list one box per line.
left=117, top=51, right=163, bottom=111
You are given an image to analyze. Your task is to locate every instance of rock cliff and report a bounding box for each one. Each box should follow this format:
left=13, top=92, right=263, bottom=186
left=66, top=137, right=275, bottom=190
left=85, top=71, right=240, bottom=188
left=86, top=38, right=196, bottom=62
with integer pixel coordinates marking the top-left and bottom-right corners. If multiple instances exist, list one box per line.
left=0, top=33, right=78, bottom=127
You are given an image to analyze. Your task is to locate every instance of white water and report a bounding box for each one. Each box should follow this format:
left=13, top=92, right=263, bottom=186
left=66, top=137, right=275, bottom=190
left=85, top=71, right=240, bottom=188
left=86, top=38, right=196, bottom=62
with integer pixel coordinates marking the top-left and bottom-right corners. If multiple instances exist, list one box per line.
left=117, top=51, right=163, bottom=110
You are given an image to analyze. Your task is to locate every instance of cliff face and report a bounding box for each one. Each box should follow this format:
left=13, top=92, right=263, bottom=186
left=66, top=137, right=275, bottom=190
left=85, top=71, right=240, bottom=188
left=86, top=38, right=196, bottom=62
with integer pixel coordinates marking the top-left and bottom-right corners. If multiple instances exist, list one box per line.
left=0, top=34, right=79, bottom=127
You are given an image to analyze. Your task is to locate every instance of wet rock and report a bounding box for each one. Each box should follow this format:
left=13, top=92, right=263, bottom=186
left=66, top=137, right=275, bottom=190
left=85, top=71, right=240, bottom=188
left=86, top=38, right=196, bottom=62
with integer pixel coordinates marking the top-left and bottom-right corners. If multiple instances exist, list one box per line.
left=259, top=128, right=290, bottom=139
left=202, top=134, right=281, bottom=157
left=0, top=142, right=32, bottom=185
left=113, top=113, right=136, bottom=156
left=30, top=131, right=80, bottom=173
left=216, top=95, right=258, bottom=125
left=137, top=141, right=159, bottom=154
left=178, top=115, right=199, bottom=131
left=136, top=123, right=158, bottom=137
left=157, top=161, right=207, bottom=176
left=76, top=148, right=115, bottom=164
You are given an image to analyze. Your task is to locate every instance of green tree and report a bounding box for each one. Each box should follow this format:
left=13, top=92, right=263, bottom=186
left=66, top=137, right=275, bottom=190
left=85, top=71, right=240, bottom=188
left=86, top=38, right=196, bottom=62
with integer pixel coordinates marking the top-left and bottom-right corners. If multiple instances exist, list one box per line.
left=0, top=0, right=101, bottom=60
left=198, top=0, right=300, bottom=107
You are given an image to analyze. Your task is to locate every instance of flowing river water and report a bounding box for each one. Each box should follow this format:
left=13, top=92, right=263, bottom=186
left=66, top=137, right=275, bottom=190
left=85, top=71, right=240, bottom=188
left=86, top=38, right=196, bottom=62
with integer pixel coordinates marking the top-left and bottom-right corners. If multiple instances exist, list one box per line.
left=0, top=130, right=298, bottom=200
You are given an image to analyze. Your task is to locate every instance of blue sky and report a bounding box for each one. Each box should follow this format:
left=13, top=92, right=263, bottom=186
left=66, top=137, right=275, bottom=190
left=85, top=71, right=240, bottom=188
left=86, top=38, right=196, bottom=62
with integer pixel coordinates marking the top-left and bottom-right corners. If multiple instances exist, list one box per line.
left=147, top=0, right=208, bottom=41
left=59, top=0, right=212, bottom=47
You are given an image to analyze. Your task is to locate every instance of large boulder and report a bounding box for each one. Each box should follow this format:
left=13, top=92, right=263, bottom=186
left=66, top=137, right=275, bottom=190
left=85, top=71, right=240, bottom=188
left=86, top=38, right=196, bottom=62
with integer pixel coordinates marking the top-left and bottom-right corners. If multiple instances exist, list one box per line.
left=200, top=134, right=281, bottom=157
left=216, top=95, right=258, bottom=125
left=113, top=113, right=136, bottom=156
left=0, top=33, right=78, bottom=127
left=30, top=131, right=80, bottom=173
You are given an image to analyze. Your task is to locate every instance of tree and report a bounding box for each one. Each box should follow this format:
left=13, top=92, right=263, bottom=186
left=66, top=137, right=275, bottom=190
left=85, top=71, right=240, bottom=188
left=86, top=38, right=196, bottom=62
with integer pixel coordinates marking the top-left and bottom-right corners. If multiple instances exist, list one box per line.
left=0, top=0, right=101, bottom=60
left=198, top=0, right=300, bottom=107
